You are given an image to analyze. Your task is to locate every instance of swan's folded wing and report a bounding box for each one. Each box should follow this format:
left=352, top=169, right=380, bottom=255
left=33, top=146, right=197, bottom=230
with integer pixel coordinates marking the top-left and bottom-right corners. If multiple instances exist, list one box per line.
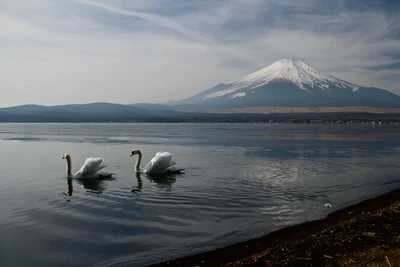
left=76, top=157, right=106, bottom=177
left=143, top=152, right=174, bottom=173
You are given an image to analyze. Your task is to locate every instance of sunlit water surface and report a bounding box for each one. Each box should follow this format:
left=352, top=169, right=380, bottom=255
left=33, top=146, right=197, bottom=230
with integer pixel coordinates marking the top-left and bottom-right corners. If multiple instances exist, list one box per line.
left=1, top=123, right=400, bottom=266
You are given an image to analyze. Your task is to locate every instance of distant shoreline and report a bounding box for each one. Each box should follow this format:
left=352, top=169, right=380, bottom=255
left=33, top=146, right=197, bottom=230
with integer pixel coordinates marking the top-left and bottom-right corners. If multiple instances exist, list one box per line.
left=1, top=117, right=400, bottom=124
left=151, top=187, right=400, bottom=267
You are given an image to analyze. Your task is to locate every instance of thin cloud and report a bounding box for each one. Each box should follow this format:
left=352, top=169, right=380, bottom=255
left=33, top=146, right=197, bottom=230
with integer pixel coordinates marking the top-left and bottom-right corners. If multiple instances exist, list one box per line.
left=75, top=0, right=211, bottom=43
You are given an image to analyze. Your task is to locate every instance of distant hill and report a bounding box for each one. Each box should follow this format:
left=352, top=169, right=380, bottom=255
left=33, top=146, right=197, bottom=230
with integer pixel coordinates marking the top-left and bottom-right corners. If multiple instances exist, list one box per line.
left=171, top=59, right=400, bottom=110
left=0, top=102, right=271, bottom=122
left=1, top=104, right=48, bottom=114
left=0, top=103, right=161, bottom=122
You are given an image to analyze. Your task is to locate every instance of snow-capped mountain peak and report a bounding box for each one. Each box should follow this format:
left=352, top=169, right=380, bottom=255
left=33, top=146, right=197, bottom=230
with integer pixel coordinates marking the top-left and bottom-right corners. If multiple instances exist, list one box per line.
left=172, top=58, right=400, bottom=108
left=204, top=59, right=359, bottom=99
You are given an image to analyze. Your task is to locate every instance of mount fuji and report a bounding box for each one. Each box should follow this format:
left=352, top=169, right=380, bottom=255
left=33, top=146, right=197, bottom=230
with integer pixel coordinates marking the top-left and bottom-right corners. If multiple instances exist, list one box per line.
left=172, top=59, right=400, bottom=109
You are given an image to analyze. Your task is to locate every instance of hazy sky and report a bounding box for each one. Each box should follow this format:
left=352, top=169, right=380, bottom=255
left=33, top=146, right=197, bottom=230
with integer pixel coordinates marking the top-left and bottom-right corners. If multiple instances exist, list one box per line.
left=1, top=0, right=399, bottom=107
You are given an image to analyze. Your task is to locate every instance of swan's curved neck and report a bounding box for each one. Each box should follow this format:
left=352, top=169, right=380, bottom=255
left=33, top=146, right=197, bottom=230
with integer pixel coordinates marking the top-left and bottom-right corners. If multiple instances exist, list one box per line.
left=134, top=150, right=143, bottom=173
left=66, top=156, right=73, bottom=177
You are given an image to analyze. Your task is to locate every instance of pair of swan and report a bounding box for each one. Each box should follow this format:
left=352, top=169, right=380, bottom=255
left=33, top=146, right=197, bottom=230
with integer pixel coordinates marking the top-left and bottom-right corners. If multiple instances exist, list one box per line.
left=62, top=150, right=183, bottom=179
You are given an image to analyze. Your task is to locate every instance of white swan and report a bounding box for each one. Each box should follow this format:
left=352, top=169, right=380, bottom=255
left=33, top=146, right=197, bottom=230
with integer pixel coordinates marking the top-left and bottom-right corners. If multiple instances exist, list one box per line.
left=130, top=150, right=184, bottom=174
left=62, top=153, right=113, bottom=179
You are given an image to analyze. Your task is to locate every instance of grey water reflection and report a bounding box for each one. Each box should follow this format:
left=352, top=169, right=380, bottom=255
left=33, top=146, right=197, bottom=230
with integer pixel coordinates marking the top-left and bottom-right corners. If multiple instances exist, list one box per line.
left=135, top=172, right=178, bottom=191
left=63, top=176, right=115, bottom=199
left=131, top=173, right=143, bottom=193
left=64, top=172, right=179, bottom=200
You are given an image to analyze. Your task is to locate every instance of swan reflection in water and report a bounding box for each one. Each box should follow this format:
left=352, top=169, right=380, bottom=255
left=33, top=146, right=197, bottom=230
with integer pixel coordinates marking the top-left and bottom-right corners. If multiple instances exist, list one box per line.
left=63, top=172, right=180, bottom=200
left=63, top=176, right=115, bottom=199
left=133, top=172, right=178, bottom=192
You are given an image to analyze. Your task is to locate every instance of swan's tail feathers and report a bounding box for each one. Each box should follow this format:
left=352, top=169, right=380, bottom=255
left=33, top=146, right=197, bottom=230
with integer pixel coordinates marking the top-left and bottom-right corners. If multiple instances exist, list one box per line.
left=167, top=168, right=185, bottom=174
left=98, top=172, right=114, bottom=179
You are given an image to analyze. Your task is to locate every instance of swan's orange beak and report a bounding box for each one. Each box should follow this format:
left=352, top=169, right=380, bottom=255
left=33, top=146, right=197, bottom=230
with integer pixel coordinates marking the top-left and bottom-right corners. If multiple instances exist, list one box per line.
left=130, top=153, right=134, bottom=157
left=62, top=155, right=65, bottom=159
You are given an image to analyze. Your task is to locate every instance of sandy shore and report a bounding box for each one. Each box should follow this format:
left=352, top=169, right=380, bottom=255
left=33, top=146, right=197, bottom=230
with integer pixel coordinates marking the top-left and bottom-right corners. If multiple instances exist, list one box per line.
left=151, top=188, right=400, bottom=266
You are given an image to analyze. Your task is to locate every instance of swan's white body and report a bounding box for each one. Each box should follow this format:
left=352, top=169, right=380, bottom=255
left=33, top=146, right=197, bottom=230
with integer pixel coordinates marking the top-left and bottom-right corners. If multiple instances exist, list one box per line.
left=130, top=150, right=183, bottom=174
left=62, top=153, right=113, bottom=179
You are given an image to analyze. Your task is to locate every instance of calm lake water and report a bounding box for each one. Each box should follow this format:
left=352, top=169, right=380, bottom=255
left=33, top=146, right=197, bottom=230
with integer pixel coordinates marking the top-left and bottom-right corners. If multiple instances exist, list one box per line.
left=1, top=123, right=400, bottom=266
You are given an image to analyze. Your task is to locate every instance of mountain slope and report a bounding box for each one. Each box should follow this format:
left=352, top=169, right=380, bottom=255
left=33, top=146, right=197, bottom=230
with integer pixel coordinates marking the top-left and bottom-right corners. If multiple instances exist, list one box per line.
left=172, top=59, right=400, bottom=108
